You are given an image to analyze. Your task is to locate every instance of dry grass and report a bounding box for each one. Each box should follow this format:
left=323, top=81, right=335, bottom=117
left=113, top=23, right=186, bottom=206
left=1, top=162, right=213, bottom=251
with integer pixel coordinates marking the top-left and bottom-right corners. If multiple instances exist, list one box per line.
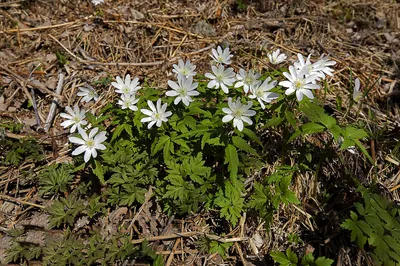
left=1, top=0, right=400, bottom=265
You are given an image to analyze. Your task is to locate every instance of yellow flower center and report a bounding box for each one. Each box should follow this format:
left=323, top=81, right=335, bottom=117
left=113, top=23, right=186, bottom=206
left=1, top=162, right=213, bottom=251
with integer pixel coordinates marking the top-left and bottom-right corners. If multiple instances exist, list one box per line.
left=294, top=79, right=305, bottom=90
left=86, top=139, right=95, bottom=148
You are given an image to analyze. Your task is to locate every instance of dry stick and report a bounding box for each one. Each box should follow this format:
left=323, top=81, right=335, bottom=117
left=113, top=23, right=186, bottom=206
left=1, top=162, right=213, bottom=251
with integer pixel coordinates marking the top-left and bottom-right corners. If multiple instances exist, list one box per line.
left=235, top=242, right=247, bottom=266
left=0, top=65, right=61, bottom=99
left=48, top=34, right=164, bottom=67
left=165, top=238, right=181, bottom=266
left=131, top=232, right=248, bottom=245
left=0, top=21, right=79, bottom=34
left=156, top=250, right=197, bottom=255
left=131, top=232, right=198, bottom=245
left=0, top=194, right=45, bottom=209
left=44, top=73, right=65, bottom=132
left=128, top=187, right=153, bottom=231
left=30, top=88, right=42, bottom=128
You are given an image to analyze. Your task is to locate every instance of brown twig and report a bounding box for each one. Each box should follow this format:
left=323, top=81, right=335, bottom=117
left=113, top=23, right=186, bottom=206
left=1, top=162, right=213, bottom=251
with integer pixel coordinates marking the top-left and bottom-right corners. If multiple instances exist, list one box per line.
left=131, top=231, right=248, bottom=245
left=48, top=34, right=164, bottom=67
left=165, top=238, right=180, bottom=266
left=128, top=187, right=153, bottom=231
left=0, top=194, right=45, bottom=209
left=44, top=72, right=65, bottom=132
left=0, top=65, right=61, bottom=99
left=0, top=21, right=79, bottom=34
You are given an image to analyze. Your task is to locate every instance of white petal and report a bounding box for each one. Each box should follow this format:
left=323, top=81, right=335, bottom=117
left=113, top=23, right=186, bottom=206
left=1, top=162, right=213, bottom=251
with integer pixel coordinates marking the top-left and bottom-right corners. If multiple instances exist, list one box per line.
left=84, top=150, right=92, bottom=162
left=241, top=116, right=253, bottom=125
left=285, top=87, right=296, bottom=95
left=296, top=90, right=304, bottom=101
left=166, top=90, right=179, bottom=97
left=94, top=131, right=107, bottom=143
left=141, top=117, right=153, bottom=123
left=91, top=148, right=98, bottom=158
left=222, top=115, right=233, bottom=122
left=222, top=108, right=232, bottom=114
left=279, top=81, right=293, bottom=88
left=72, top=145, right=86, bottom=155
left=301, top=89, right=314, bottom=99
left=69, top=137, right=85, bottom=145
left=95, top=143, right=106, bottom=150
left=141, top=109, right=154, bottom=116
left=236, top=119, right=244, bottom=131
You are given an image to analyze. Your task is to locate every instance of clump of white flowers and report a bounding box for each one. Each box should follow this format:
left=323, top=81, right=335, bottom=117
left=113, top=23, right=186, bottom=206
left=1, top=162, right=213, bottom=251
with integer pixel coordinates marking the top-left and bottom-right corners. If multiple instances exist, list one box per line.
left=61, top=45, right=337, bottom=162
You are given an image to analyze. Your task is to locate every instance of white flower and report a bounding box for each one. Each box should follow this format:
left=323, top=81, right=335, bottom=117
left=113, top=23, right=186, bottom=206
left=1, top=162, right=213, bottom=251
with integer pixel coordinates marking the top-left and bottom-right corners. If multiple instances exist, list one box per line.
left=91, top=0, right=104, bottom=5
left=234, top=69, right=261, bottom=94
left=353, top=78, right=361, bottom=102
left=249, top=77, right=279, bottom=109
left=166, top=76, right=199, bottom=106
left=210, top=46, right=233, bottom=65
left=111, top=74, right=141, bottom=95
left=313, top=55, right=336, bottom=79
left=294, top=53, right=336, bottom=80
left=140, top=99, right=172, bottom=129
left=222, top=97, right=256, bottom=132
left=117, top=94, right=139, bottom=111
left=268, top=49, right=287, bottom=65
left=172, top=59, right=196, bottom=78
left=60, top=105, right=88, bottom=133
left=77, top=86, right=99, bottom=103
left=294, top=53, right=321, bottom=79
left=205, top=65, right=236, bottom=94
left=279, top=65, right=320, bottom=101
left=69, top=127, right=107, bottom=162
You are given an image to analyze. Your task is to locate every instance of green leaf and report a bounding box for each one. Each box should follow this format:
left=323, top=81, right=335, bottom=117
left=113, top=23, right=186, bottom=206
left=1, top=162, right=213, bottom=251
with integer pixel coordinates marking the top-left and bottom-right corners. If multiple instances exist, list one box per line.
left=285, top=111, right=297, bottom=127
left=302, top=253, right=315, bottom=265
left=183, top=115, right=197, bottom=129
left=314, top=257, right=334, bottom=266
left=301, top=122, right=325, bottom=135
left=232, top=136, right=258, bottom=156
left=354, top=139, right=375, bottom=165
left=341, top=211, right=368, bottom=247
left=111, top=123, right=132, bottom=142
left=241, top=128, right=263, bottom=147
left=152, top=135, right=170, bottom=156
left=201, top=132, right=211, bottom=149
left=225, top=144, right=239, bottom=180
left=286, top=248, right=298, bottom=263
left=265, top=115, right=284, bottom=128
left=329, top=125, right=342, bottom=142
left=270, top=249, right=297, bottom=266
left=344, top=126, right=368, bottom=140
left=93, top=160, right=105, bottom=185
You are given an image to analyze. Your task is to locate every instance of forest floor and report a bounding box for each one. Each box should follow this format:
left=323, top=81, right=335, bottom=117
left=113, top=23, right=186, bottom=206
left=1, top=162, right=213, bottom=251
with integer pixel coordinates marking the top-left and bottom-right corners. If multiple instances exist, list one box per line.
left=0, top=0, right=400, bottom=265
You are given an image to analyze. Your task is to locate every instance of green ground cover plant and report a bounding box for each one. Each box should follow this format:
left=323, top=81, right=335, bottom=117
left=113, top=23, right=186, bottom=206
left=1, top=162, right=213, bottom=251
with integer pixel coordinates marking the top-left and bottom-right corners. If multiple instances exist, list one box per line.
left=3, top=35, right=397, bottom=265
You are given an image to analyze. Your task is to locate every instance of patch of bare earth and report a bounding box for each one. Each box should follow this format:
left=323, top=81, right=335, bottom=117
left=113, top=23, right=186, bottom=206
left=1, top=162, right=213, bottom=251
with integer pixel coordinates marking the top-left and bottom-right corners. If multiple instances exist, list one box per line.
left=1, top=0, right=399, bottom=265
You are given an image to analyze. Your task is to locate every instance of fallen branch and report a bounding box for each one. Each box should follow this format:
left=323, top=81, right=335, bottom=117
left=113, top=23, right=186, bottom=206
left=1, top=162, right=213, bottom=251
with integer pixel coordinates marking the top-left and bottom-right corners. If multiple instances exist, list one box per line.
left=0, top=194, right=45, bottom=209
left=44, top=73, right=65, bottom=132
left=130, top=231, right=248, bottom=245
